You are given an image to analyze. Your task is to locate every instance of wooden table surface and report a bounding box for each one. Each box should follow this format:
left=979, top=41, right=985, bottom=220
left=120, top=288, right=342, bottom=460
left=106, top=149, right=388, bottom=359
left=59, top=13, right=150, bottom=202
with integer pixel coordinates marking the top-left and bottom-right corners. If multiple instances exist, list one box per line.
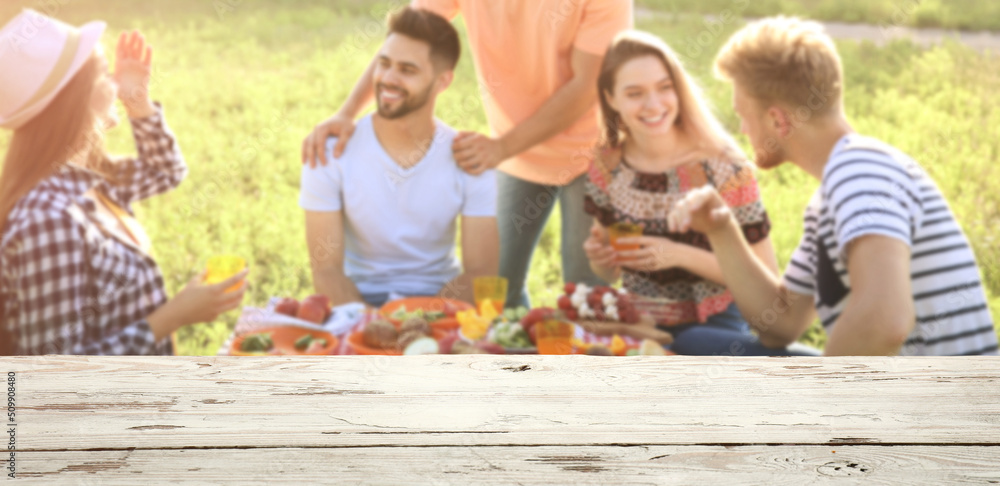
left=6, top=356, right=1000, bottom=484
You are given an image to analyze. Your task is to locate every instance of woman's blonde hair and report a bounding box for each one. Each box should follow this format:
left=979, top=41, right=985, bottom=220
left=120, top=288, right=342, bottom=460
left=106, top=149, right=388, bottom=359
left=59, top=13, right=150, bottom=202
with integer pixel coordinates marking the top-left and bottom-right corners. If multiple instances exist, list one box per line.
left=0, top=53, right=109, bottom=228
left=597, top=30, right=741, bottom=156
left=715, top=16, right=843, bottom=116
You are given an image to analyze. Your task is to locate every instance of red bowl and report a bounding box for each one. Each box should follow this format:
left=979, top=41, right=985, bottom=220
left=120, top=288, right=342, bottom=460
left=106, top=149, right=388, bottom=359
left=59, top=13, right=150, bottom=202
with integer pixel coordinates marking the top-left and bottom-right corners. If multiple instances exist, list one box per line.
left=379, top=297, right=473, bottom=331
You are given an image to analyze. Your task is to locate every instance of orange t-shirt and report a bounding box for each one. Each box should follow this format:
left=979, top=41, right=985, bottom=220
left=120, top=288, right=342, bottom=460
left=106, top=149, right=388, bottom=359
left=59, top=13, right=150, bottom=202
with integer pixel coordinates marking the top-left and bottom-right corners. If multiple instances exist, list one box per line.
left=410, top=0, right=633, bottom=185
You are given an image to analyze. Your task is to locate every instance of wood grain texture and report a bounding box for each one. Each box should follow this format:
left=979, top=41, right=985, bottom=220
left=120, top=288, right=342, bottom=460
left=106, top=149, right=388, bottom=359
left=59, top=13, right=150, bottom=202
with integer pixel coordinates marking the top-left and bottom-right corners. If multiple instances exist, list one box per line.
left=15, top=446, right=1000, bottom=484
left=7, top=356, right=1000, bottom=450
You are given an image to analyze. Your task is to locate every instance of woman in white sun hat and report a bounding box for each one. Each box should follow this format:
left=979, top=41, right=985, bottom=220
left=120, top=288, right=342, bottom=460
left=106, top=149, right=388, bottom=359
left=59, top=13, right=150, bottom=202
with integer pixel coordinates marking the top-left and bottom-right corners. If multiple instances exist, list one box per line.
left=0, top=10, right=247, bottom=355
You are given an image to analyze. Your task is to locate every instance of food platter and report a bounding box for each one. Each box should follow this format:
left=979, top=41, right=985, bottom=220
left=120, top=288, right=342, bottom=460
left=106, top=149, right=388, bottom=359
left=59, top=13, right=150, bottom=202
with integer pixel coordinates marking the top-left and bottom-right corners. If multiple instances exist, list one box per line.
left=379, top=297, right=473, bottom=331
left=231, top=326, right=339, bottom=356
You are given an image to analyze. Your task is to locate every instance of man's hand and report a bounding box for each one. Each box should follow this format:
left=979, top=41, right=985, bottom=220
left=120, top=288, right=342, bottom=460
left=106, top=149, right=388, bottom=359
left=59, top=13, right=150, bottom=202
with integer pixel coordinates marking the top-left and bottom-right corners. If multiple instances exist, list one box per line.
left=614, top=236, right=685, bottom=272
left=302, top=113, right=356, bottom=168
left=452, top=131, right=508, bottom=176
left=668, top=186, right=733, bottom=235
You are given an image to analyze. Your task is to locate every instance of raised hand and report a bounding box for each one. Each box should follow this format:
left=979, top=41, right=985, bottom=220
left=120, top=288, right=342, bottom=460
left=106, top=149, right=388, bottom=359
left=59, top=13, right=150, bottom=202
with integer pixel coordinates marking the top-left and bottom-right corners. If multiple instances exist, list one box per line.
left=668, top=185, right=733, bottom=235
left=114, top=30, right=155, bottom=118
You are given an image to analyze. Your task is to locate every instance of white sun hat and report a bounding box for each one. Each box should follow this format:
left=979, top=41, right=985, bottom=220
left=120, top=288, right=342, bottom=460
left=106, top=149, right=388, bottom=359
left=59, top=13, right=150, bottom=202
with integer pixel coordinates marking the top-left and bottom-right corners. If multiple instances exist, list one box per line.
left=0, top=9, right=106, bottom=130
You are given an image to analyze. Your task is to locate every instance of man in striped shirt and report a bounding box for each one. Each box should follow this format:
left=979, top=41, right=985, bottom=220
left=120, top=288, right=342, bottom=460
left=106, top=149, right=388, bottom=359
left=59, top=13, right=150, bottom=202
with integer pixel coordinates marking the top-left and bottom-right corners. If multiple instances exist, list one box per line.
left=667, top=17, right=997, bottom=356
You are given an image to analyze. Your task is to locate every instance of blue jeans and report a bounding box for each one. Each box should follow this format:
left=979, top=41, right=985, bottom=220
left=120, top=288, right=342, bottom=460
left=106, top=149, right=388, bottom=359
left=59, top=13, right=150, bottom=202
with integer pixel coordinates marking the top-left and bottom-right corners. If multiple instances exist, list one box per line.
left=661, top=303, right=820, bottom=356
left=496, top=171, right=606, bottom=308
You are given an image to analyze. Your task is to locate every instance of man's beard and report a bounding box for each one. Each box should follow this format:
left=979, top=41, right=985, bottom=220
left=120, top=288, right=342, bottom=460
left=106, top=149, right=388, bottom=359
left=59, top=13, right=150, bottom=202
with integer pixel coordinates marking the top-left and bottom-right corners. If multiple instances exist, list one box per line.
left=752, top=138, right=787, bottom=170
left=376, top=82, right=434, bottom=119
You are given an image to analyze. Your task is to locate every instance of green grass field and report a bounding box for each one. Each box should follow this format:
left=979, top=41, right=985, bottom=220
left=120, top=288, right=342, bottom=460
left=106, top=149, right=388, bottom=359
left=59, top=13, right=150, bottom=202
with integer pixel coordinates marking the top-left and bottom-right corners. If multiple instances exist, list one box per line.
left=2, top=0, right=998, bottom=354
left=637, top=0, right=1000, bottom=31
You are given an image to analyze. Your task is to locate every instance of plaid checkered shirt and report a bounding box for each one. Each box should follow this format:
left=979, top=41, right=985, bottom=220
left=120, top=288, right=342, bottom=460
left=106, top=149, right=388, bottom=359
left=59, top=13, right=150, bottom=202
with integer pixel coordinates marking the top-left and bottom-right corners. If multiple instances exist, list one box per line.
left=1, top=104, right=186, bottom=355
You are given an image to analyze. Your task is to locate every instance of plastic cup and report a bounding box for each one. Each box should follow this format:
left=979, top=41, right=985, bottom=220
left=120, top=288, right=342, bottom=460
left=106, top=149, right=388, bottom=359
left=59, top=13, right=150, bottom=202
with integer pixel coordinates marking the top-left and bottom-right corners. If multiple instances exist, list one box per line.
left=205, top=255, right=246, bottom=292
left=608, top=222, right=642, bottom=252
left=474, top=276, right=508, bottom=313
left=536, top=319, right=574, bottom=355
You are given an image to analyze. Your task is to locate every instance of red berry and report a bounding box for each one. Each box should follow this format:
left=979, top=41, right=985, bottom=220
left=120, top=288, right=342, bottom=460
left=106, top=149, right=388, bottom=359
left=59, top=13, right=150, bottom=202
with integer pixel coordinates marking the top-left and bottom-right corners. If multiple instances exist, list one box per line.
left=586, top=293, right=603, bottom=307
left=564, top=282, right=577, bottom=295
left=593, top=310, right=607, bottom=321
left=565, top=309, right=579, bottom=320
left=557, top=295, right=573, bottom=311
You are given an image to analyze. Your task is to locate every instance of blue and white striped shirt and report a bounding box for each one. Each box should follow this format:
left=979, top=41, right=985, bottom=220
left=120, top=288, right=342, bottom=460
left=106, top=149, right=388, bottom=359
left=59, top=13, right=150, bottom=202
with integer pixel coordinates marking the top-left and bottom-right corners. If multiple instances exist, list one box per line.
left=782, top=134, right=997, bottom=356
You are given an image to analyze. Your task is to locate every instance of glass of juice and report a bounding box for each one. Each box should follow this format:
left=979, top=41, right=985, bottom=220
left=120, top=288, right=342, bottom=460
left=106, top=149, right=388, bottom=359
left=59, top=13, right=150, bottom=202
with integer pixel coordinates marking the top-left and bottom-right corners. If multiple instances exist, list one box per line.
left=474, top=276, right=508, bottom=313
left=536, top=319, right=575, bottom=355
left=205, top=255, right=246, bottom=292
left=608, top=222, right=642, bottom=252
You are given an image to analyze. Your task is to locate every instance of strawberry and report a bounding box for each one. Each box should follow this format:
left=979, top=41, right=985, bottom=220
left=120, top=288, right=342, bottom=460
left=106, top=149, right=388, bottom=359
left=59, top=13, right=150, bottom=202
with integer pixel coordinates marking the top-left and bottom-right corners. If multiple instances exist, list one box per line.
left=593, top=309, right=607, bottom=321
left=564, top=282, right=577, bottom=295
left=586, top=293, right=603, bottom=308
left=557, top=295, right=573, bottom=311
left=565, top=309, right=579, bottom=321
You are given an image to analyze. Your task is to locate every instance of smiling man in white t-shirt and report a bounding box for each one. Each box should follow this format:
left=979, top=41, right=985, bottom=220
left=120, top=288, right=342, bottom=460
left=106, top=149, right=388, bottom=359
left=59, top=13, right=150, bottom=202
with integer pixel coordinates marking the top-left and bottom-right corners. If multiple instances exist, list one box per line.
left=300, top=7, right=498, bottom=307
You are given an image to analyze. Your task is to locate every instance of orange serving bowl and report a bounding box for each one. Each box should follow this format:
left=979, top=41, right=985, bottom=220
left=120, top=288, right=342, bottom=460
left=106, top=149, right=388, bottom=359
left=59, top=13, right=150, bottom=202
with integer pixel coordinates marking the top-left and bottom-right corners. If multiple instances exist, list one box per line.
left=347, top=328, right=450, bottom=356
left=379, top=297, right=474, bottom=331
left=231, top=327, right=339, bottom=356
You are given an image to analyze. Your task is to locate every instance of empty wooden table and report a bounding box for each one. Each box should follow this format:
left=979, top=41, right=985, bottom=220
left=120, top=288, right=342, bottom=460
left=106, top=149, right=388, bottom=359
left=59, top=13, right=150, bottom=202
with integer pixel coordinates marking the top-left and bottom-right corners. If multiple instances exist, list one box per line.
left=5, top=356, right=1000, bottom=483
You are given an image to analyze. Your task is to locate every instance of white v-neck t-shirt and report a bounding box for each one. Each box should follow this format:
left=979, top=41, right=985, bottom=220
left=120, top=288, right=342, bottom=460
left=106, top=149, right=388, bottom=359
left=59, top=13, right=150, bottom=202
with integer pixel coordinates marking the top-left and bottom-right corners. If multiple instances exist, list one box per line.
left=300, top=115, right=497, bottom=297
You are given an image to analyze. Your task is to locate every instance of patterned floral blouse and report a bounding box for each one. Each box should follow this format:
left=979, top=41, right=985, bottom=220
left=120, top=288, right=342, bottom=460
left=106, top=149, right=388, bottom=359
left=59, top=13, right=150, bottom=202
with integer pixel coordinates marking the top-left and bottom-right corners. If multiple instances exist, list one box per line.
left=584, top=148, right=771, bottom=326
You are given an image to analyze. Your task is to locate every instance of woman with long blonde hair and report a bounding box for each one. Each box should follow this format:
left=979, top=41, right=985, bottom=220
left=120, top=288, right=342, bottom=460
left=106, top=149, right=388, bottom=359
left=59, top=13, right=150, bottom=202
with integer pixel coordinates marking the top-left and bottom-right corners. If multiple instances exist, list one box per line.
left=0, top=11, right=246, bottom=355
left=582, top=30, right=812, bottom=355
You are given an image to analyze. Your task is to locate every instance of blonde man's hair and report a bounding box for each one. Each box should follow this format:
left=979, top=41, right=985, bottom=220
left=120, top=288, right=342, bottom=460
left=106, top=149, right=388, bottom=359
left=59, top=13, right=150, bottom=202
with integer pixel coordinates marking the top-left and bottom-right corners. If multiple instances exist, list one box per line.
left=715, top=16, right=843, bottom=116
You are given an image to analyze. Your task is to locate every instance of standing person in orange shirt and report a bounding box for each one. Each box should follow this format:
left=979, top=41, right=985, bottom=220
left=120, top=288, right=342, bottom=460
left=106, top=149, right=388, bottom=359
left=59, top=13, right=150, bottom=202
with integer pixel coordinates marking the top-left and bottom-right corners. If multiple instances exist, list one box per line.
left=303, top=1, right=633, bottom=308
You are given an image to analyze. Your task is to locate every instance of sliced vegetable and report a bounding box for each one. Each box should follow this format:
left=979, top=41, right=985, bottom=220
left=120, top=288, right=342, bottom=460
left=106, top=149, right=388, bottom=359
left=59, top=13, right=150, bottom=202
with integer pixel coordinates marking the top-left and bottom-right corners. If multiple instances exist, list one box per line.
left=294, top=334, right=314, bottom=351
left=305, top=339, right=328, bottom=354
left=391, top=306, right=445, bottom=322
left=240, top=333, right=274, bottom=352
left=491, top=321, right=533, bottom=349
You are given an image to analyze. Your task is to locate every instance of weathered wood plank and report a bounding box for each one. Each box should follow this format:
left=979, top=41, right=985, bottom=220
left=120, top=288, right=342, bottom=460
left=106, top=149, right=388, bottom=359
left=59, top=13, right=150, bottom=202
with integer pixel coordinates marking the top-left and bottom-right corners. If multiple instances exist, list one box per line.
left=6, top=356, right=1000, bottom=450
left=15, top=446, right=1000, bottom=484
